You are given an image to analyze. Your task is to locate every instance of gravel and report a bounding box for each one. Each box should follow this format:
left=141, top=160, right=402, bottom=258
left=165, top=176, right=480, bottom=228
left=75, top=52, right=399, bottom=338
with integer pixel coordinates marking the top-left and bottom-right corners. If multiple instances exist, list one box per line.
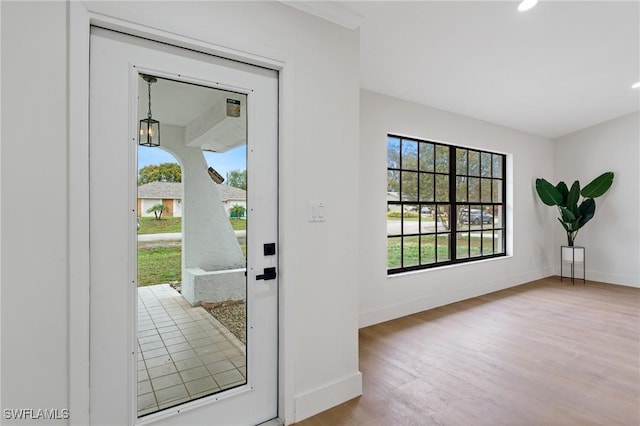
left=206, top=303, right=246, bottom=345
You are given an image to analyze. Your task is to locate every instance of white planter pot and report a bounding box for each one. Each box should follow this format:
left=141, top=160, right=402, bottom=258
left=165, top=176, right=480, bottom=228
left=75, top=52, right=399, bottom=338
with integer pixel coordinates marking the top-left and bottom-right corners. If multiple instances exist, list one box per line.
left=562, top=246, right=584, bottom=263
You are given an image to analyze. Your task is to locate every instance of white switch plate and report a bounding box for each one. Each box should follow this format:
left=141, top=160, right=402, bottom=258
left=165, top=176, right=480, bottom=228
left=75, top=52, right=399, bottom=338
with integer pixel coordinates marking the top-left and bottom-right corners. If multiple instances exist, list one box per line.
left=309, top=201, right=326, bottom=222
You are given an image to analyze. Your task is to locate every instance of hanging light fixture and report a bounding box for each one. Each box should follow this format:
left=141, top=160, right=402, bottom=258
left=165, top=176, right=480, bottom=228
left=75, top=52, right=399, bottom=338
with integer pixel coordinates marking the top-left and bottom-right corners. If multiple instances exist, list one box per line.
left=139, top=74, right=160, bottom=147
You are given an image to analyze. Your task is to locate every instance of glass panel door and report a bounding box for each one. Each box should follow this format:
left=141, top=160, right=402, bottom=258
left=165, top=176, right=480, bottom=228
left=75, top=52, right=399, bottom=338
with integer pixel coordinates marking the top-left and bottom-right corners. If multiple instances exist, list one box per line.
left=89, top=27, right=278, bottom=425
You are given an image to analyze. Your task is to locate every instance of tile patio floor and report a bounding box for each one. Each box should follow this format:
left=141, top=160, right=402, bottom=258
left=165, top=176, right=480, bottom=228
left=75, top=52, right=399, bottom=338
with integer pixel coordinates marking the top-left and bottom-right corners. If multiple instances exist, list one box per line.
left=137, top=284, right=246, bottom=416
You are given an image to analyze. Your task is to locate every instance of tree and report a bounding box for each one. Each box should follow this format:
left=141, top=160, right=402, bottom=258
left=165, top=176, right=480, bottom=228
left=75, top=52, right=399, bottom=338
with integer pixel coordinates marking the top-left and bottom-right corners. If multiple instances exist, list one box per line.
left=146, top=204, right=164, bottom=220
left=228, top=169, right=247, bottom=190
left=387, top=140, right=449, bottom=203
left=389, top=138, right=506, bottom=232
left=229, top=204, right=246, bottom=218
left=138, top=163, right=182, bottom=185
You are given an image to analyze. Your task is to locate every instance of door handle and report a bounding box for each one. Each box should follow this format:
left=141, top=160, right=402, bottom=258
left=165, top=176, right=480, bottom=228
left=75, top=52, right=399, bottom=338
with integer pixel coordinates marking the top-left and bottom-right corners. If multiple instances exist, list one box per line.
left=256, top=267, right=277, bottom=281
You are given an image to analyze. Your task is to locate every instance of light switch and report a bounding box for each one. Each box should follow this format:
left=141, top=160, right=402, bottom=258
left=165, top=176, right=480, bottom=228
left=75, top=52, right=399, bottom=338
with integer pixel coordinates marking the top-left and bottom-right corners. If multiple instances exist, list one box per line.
left=309, top=201, right=326, bottom=222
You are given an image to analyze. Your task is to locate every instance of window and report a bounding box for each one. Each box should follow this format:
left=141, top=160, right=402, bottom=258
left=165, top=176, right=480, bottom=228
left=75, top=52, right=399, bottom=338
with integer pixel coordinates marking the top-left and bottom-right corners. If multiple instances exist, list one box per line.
left=387, top=135, right=506, bottom=274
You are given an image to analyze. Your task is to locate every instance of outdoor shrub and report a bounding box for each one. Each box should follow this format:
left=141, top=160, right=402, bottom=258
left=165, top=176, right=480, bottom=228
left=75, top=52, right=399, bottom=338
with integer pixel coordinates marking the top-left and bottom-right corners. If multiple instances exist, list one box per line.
left=387, top=211, right=419, bottom=218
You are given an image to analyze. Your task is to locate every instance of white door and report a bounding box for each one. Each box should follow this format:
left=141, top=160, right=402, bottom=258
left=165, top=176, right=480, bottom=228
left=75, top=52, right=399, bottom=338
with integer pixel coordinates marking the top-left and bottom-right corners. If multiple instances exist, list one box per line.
left=89, top=28, right=278, bottom=425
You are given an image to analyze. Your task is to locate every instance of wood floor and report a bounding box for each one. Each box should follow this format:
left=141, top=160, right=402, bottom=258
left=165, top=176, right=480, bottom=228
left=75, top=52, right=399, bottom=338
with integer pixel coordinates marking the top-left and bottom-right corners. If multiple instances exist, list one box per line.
left=297, top=277, right=640, bottom=425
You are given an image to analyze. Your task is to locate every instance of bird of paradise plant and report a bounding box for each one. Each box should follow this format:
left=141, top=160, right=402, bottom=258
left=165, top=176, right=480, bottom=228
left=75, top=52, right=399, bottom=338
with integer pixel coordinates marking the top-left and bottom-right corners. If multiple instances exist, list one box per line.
left=535, top=172, right=614, bottom=246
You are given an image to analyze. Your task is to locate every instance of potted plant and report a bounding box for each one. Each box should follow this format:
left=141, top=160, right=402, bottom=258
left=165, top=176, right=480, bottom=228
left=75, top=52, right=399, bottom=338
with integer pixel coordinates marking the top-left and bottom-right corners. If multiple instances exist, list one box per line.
left=535, top=172, right=614, bottom=265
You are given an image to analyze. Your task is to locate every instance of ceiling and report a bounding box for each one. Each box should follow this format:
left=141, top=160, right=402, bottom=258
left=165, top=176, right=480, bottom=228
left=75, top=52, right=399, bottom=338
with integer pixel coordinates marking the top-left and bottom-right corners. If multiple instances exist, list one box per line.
left=137, top=77, right=242, bottom=127
left=138, top=76, right=247, bottom=152
left=292, top=1, right=640, bottom=139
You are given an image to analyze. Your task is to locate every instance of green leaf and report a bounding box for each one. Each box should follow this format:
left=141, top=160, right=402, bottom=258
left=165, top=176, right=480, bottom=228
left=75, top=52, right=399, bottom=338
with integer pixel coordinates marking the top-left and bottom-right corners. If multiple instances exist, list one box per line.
left=581, top=172, right=614, bottom=198
left=555, top=182, right=569, bottom=206
left=560, top=207, right=576, bottom=223
left=566, top=180, right=580, bottom=210
left=570, top=203, right=580, bottom=219
left=535, top=178, right=562, bottom=206
left=577, top=198, right=596, bottom=228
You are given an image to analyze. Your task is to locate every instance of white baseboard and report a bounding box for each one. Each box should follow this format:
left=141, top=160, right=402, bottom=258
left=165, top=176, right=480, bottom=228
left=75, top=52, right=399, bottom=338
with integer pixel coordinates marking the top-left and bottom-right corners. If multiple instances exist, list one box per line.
left=359, top=268, right=552, bottom=328
left=575, top=270, right=639, bottom=288
left=294, top=372, right=363, bottom=422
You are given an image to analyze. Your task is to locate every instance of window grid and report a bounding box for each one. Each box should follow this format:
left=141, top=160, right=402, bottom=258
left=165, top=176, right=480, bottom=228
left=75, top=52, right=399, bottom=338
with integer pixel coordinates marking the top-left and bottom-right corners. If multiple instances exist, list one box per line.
left=387, top=135, right=506, bottom=274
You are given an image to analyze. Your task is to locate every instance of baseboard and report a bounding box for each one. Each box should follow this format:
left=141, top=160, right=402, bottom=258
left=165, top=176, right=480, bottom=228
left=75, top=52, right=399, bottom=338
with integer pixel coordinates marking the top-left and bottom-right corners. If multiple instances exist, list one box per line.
left=293, top=372, right=363, bottom=422
left=555, top=269, right=639, bottom=288
left=359, top=268, right=551, bottom=328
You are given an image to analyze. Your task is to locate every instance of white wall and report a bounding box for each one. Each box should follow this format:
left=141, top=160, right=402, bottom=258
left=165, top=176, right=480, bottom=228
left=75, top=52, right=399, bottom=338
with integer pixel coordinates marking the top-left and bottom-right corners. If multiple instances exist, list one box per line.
left=359, top=90, right=555, bottom=327
left=1, top=1, right=360, bottom=424
left=140, top=199, right=183, bottom=218
left=554, top=112, right=640, bottom=287
left=223, top=200, right=246, bottom=217
left=1, top=1, right=69, bottom=423
left=140, top=198, right=163, bottom=217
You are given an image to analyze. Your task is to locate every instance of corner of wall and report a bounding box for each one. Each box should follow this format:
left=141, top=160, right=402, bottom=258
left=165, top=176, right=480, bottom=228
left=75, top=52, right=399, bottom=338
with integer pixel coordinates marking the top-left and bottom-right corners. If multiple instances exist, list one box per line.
left=293, top=372, right=362, bottom=423
left=552, top=112, right=640, bottom=287
left=359, top=89, right=557, bottom=329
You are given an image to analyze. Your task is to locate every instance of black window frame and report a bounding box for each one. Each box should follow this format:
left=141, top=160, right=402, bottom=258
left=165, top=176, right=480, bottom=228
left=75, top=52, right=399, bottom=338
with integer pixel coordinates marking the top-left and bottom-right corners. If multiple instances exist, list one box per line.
left=387, top=134, right=507, bottom=274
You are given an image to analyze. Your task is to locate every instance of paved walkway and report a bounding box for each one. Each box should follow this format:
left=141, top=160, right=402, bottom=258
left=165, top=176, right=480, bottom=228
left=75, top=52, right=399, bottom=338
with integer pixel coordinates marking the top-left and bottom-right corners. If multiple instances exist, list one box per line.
left=137, top=284, right=246, bottom=416
left=138, top=230, right=246, bottom=242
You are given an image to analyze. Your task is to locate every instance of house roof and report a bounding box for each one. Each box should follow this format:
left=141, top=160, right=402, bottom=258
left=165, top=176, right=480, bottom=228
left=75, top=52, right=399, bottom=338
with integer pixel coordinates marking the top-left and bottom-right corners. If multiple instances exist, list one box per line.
left=138, top=181, right=182, bottom=199
left=215, top=184, right=246, bottom=201
left=137, top=181, right=246, bottom=202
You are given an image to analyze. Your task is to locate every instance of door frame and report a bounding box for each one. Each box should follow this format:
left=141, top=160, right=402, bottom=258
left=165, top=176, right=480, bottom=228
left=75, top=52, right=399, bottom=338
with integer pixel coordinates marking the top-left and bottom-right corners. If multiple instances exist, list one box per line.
left=69, top=4, right=295, bottom=424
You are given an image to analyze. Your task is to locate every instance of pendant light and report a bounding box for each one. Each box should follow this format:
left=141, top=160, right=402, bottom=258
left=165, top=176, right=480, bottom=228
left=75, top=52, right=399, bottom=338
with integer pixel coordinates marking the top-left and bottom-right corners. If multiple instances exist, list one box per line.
left=139, top=75, right=160, bottom=147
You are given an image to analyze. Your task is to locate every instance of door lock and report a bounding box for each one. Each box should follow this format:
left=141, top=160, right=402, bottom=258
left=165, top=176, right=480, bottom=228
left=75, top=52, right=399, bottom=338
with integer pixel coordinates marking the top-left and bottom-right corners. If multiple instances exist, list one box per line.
left=263, top=243, right=276, bottom=256
left=256, top=267, right=277, bottom=281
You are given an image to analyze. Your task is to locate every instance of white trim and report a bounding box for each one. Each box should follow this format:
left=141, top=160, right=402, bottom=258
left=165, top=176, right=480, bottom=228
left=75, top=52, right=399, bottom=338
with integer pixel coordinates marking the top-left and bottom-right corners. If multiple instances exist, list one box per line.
left=0, top=0, right=3, bottom=414
left=269, top=26, right=298, bottom=421
left=69, top=4, right=296, bottom=424
left=293, top=372, right=363, bottom=423
left=277, top=58, right=297, bottom=426
left=68, top=3, right=91, bottom=425
left=280, top=1, right=363, bottom=30
left=566, top=271, right=640, bottom=288
left=88, top=11, right=286, bottom=72
left=257, top=419, right=284, bottom=426
left=135, top=384, right=256, bottom=426
left=128, top=64, right=139, bottom=425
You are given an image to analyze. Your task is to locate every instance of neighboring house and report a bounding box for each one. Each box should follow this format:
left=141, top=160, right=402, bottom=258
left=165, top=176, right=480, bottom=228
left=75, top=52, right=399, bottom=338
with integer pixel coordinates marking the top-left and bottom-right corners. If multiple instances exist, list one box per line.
left=387, top=191, right=400, bottom=212
left=137, top=181, right=246, bottom=217
left=137, top=181, right=183, bottom=217
left=215, top=184, right=247, bottom=217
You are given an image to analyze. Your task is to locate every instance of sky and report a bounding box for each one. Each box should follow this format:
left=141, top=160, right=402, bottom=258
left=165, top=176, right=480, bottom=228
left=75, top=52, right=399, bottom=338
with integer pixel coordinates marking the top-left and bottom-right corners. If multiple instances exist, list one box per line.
left=138, top=145, right=246, bottom=182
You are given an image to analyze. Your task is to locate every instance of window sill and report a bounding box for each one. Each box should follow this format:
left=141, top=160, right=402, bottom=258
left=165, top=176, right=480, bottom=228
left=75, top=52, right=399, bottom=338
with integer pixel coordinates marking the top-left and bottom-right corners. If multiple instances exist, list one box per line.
left=387, top=253, right=512, bottom=279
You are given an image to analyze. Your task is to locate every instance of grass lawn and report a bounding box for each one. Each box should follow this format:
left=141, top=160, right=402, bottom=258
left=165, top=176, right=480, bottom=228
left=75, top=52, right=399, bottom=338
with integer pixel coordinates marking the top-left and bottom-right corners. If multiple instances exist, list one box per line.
left=138, top=216, right=247, bottom=286
left=229, top=218, right=246, bottom=231
left=138, top=217, right=181, bottom=234
left=138, top=217, right=246, bottom=234
left=388, top=234, right=499, bottom=268
left=138, top=246, right=182, bottom=286
left=137, top=237, right=247, bottom=287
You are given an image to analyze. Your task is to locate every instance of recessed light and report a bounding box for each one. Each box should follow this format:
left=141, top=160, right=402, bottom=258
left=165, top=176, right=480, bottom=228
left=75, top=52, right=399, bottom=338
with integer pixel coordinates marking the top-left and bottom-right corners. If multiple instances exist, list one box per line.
left=632, top=81, right=640, bottom=89
left=518, top=0, right=539, bottom=12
